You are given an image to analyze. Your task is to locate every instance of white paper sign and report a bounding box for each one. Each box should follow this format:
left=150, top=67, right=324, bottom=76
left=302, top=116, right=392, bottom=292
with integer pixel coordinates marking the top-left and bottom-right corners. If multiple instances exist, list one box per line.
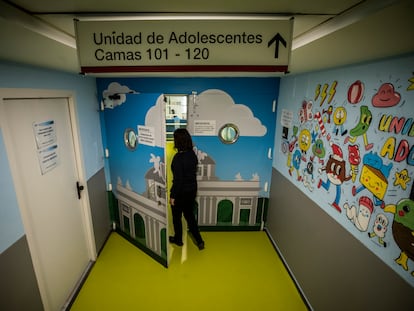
left=37, top=145, right=59, bottom=175
left=280, top=109, right=294, bottom=128
left=33, top=120, right=59, bottom=175
left=33, top=120, right=57, bottom=149
left=138, top=125, right=155, bottom=146
left=193, top=120, right=216, bottom=135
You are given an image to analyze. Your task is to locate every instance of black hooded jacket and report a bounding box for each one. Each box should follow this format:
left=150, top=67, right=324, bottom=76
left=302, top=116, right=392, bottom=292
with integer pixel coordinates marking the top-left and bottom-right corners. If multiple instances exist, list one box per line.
left=170, top=149, right=198, bottom=199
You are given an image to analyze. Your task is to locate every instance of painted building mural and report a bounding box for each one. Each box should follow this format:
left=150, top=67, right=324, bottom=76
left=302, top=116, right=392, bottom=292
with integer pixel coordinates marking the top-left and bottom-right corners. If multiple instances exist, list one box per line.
left=100, top=87, right=168, bottom=265
left=97, top=77, right=278, bottom=266
left=274, top=54, right=414, bottom=286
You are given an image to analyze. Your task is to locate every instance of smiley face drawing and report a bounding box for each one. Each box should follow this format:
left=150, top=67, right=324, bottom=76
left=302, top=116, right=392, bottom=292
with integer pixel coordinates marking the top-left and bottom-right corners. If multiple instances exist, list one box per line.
left=372, top=83, right=401, bottom=108
left=298, top=128, right=311, bottom=160
left=352, top=152, right=393, bottom=208
left=346, top=105, right=373, bottom=150
left=394, top=169, right=411, bottom=190
left=333, top=106, right=347, bottom=136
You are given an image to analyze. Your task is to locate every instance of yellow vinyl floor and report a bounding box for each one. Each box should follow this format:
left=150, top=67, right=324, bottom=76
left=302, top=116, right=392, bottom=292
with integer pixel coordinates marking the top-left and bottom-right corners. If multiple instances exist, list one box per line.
left=70, top=231, right=308, bottom=311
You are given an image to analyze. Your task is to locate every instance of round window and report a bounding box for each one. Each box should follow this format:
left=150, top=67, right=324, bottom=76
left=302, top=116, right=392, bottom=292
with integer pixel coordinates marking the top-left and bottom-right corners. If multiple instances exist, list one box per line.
left=124, top=128, right=137, bottom=150
left=218, top=123, right=239, bottom=144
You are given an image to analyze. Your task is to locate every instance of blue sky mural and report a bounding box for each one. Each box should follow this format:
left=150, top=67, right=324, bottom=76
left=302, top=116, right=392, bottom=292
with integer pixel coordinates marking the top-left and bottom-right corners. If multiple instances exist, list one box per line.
left=97, top=78, right=278, bottom=198
left=97, top=77, right=279, bottom=263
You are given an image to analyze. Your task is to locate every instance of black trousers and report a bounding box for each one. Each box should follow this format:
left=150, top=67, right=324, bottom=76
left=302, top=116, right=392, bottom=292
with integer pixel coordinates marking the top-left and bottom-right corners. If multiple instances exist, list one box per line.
left=171, top=190, right=203, bottom=244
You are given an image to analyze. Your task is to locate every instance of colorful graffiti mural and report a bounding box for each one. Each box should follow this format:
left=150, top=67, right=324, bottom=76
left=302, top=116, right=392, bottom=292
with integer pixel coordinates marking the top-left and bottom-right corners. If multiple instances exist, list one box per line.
left=276, top=55, right=414, bottom=286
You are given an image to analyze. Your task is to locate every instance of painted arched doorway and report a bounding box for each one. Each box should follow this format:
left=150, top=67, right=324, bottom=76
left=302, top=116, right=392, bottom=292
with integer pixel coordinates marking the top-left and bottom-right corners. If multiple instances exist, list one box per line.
left=217, top=199, right=233, bottom=225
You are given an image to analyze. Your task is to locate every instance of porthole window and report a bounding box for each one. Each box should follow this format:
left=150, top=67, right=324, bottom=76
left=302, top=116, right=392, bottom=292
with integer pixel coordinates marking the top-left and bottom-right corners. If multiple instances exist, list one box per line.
left=218, top=123, right=239, bottom=144
left=124, top=128, right=137, bottom=150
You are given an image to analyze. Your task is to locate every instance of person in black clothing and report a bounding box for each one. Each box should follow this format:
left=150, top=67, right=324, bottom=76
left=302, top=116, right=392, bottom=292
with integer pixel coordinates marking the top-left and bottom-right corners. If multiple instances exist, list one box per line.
left=169, top=128, right=205, bottom=250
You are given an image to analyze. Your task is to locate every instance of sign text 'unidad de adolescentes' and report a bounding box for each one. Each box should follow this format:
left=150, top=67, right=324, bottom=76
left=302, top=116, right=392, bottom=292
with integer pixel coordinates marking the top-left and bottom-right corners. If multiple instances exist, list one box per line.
left=75, top=19, right=293, bottom=73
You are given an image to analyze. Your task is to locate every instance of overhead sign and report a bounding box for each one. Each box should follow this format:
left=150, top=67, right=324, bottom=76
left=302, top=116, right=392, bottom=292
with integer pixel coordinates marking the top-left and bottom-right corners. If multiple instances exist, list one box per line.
left=74, top=18, right=293, bottom=74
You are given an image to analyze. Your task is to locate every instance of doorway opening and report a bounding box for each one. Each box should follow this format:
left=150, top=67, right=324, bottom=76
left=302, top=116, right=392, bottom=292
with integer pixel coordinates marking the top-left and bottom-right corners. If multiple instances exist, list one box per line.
left=165, top=94, right=187, bottom=141
left=164, top=94, right=189, bottom=252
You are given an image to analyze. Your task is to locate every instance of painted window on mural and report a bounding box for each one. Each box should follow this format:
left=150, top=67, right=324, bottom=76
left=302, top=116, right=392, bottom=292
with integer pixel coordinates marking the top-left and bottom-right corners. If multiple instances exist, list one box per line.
left=217, top=200, right=233, bottom=224
left=134, top=213, right=146, bottom=240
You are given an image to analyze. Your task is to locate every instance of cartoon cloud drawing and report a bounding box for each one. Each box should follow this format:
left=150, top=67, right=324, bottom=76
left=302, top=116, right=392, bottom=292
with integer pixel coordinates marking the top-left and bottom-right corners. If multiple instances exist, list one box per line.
left=144, top=95, right=166, bottom=147
left=102, top=82, right=138, bottom=109
left=187, top=89, right=267, bottom=137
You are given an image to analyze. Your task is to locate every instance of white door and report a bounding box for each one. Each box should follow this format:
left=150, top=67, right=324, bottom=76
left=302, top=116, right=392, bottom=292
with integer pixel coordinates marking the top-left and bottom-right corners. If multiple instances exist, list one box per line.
left=1, top=97, right=93, bottom=310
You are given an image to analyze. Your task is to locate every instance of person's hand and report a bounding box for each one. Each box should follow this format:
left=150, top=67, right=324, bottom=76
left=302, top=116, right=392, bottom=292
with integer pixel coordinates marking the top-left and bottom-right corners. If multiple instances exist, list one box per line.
left=170, top=198, right=175, bottom=206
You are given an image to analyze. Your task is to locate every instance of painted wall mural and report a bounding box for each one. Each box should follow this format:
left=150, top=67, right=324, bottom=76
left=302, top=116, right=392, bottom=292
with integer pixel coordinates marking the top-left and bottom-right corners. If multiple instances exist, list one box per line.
left=274, top=54, right=414, bottom=286
left=187, top=89, right=274, bottom=228
left=99, top=83, right=168, bottom=266
left=97, top=77, right=278, bottom=265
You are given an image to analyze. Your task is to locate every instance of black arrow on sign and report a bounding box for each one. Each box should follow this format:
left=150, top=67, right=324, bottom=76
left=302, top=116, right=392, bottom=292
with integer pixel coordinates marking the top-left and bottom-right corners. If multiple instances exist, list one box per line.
left=267, top=33, right=287, bottom=59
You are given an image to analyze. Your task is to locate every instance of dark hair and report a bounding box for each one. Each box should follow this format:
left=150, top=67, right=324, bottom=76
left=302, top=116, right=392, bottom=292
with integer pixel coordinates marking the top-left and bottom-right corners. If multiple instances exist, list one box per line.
left=173, top=128, right=193, bottom=152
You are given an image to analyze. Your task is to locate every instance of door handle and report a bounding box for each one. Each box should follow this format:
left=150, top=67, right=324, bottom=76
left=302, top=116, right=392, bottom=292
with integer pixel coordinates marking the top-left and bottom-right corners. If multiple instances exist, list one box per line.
left=76, top=181, right=84, bottom=199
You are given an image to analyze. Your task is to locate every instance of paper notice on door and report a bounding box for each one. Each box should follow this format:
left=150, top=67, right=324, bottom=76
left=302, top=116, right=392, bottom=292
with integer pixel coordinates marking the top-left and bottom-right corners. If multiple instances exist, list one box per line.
left=37, top=144, right=59, bottom=175
left=33, top=120, right=59, bottom=175
left=33, top=120, right=57, bottom=149
left=138, top=125, right=155, bottom=146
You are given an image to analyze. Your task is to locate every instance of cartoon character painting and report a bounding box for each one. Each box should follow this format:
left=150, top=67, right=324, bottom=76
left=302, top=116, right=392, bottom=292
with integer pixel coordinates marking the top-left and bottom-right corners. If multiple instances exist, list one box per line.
left=302, top=161, right=315, bottom=191
left=394, top=168, right=411, bottom=191
left=278, top=61, right=414, bottom=286
left=289, top=149, right=302, bottom=181
left=345, top=105, right=373, bottom=150
left=383, top=186, right=414, bottom=275
left=372, top=83, right=401, bottom=108
left=322, top=105, right=333, bottom=123
left=332, top=106, right=348, bottom=136
left=347, top=80, right=364, bottom=104
left=311, top=138, right=326, bottom=165
left=352, top=152, right=393, bottom=208
left=298, top=128, right=311, bottom=161
left=344, top=196, right=374, bottom=231
left=299, top=100, right=313, bottom=124
left=348, top=144, right=361, bottom=182
left=368, top=213, right=389, bottom=247
left=318, top=143, right=352, bottom=212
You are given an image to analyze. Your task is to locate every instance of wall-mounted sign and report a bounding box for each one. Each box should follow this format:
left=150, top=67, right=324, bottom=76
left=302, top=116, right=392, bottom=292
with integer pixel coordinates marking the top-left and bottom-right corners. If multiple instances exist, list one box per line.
left=74, top=17, right=293, bottom=74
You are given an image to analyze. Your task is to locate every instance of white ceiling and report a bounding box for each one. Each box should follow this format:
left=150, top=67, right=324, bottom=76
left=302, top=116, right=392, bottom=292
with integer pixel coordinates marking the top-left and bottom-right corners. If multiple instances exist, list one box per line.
left=0, top=0, right=413, bottom=76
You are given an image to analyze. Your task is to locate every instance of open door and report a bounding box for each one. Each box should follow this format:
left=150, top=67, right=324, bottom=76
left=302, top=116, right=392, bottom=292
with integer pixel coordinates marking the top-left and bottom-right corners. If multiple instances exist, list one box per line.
left=98, top=78, right=278, bottom=262
left=99, top=82, right=168, bottom=266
